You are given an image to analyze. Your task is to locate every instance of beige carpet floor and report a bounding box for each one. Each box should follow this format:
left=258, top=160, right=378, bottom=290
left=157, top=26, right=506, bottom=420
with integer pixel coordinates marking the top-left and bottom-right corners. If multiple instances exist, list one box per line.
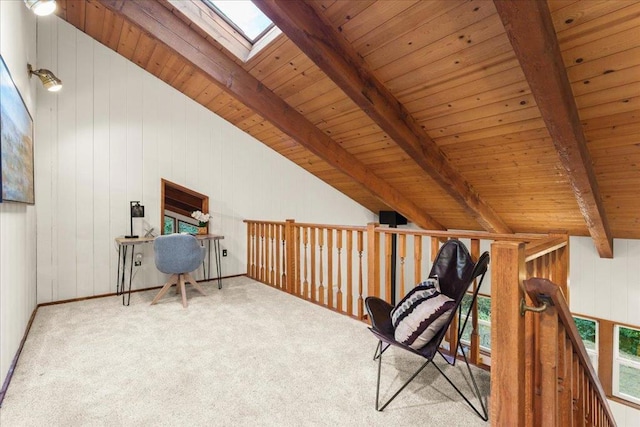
left=0, top=276, right=489, bottom=426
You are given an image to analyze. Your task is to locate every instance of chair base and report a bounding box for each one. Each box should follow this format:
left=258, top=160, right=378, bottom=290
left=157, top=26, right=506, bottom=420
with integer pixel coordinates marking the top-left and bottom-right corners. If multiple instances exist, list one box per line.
left=374, top=341, right=488, bottom=421
left=150, top=273, right=206, bottom=308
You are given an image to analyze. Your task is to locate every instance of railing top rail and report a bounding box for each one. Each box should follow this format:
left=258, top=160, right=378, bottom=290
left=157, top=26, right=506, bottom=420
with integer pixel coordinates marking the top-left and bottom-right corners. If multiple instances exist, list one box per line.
left=524, top=236, right=568, bottom=262
left=524, top=277, right=617, bottom=426
left=373, top=226, right=551, bottom=243
left=244, top=219, right=566, bottom=246
left=244, top=220, right=287, bottom=226
left=293, top=223, right=367, bottom=232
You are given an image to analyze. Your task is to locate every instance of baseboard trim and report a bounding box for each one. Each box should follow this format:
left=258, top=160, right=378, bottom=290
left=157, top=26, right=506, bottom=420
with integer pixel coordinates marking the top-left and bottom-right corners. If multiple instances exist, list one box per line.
left=0, top=305, right=39, bottom=407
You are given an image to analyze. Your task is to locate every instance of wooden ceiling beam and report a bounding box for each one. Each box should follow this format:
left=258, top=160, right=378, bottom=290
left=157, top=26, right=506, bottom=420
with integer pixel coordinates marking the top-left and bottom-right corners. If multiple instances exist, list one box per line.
left=494, top=0, right=613, bottom=258
left=94, top=0, right=445, bottom=230
left=253, top=0, right=512, bottom=234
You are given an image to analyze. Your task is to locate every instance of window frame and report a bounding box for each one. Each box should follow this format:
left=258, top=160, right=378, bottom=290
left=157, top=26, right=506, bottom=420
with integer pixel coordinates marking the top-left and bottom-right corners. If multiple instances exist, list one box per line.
left=613, top=324, right=640, bottom=405
left=573, top=315, right=599, bottom=370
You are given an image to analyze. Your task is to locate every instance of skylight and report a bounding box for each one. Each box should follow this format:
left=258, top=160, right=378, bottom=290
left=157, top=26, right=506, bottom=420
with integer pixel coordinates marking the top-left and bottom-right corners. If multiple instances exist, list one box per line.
left=203, top=0, right=274, bottom=44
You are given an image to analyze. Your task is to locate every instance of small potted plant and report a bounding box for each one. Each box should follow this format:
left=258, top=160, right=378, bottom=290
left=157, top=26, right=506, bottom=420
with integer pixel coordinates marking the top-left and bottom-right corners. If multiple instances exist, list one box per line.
left=191, top=210, right=211, bottom=235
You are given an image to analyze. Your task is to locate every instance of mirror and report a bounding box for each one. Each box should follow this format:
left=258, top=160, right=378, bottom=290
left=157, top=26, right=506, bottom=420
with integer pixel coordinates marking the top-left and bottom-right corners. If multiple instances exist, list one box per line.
left=161, top=179, right=209, bottom=235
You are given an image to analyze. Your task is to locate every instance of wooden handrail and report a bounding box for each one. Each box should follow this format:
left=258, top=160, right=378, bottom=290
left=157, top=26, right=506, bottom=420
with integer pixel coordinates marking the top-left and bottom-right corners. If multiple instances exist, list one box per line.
left=524, top=236, right=568, bottom=262
left=524, top=277, right=616, bottom=426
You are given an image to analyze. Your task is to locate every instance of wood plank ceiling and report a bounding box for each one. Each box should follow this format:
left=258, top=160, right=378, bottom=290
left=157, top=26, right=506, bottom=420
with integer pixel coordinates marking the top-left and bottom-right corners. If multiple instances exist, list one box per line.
left=54, top=0, right=640, bottom=256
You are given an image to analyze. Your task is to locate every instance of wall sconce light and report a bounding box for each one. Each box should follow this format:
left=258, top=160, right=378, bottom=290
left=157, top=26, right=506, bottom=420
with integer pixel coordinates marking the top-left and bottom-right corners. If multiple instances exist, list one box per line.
left=24, top=0, right=57, bottom=16
left=28, top=64, right=62, bottom=92
left=126, top=201, right=145, bottom=239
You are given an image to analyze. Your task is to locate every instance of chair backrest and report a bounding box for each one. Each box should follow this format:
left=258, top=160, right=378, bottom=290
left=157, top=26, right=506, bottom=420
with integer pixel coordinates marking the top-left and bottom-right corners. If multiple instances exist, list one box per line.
left=154, top=233, right=205, bottom=274
left=419, top=241, right=490, bottom=357
left=428, top=239, right=476, bottom=301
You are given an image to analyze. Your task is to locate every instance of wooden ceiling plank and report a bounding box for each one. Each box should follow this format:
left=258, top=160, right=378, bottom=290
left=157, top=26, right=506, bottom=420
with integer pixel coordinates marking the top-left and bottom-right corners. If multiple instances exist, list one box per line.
left=396, top=51, right=518, bottom=104
left=551, top=0, right=633, bottom=36
left=352, top=1, right=463, bottom=55
left=567, top=47, right=640, bottom=84
left=99, top=7, right=124, bottom=51
left=560, top=26, right=640, bottom=68
left=494, top=0, right=613, bottom=257
left=570, top=64, right=640, bottom=98
left=66, top=0, right=86, bottom=31
left=406, top=67, right=528, bottom=116
left=94, top=0, right=444, bottom=231
left=384, top=34, right=514, bottom=95
left=254, top=0, right=511, bottom=234
left=436, top=118, right=548, bottom=146
left=84, top=1, right=106, bottom=41
left=116, top=21, right=141, bottom=60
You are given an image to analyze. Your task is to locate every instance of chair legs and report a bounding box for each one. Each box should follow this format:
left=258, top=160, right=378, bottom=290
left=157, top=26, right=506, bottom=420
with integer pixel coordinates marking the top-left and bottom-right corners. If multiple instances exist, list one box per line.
left=373, top=341, right=488, bottom=421
left=151, top=272, right=207, bottom=308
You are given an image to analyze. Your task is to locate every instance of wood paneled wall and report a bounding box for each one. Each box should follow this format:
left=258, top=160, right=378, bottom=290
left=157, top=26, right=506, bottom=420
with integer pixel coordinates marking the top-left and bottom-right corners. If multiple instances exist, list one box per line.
left=0, top=0, right=38, bottom=393
left=34, top=17, right=374, bottom=303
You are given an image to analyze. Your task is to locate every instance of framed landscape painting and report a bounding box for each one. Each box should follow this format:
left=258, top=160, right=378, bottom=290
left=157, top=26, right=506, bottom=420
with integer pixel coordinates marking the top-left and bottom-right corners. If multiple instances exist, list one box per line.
left=0, top=55, right=35, bottom=204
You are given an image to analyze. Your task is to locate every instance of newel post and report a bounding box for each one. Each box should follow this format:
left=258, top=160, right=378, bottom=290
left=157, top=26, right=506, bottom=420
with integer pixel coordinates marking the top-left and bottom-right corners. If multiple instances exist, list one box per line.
left=366, top=222, right=380, bottom=300
left=285, top=219, right=296, bottom=294
left=490, top=241, right=526, bottom=426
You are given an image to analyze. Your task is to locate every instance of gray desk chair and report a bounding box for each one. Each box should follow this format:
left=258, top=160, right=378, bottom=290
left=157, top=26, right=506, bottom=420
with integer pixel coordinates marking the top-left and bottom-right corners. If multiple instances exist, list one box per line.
left=151, top=233, right=207, bottom=308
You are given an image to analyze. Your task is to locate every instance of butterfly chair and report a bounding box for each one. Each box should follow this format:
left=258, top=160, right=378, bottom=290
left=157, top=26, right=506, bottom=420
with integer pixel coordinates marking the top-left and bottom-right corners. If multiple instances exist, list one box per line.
left=151, top=233, right=207, bottom=308
left=365, top=240, right=490, bottom=420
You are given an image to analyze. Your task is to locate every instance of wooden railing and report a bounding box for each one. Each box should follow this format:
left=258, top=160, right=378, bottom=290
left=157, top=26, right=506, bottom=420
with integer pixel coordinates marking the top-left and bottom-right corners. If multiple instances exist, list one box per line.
left=247, top=219, right=554, bottom=365
left=526, top=277, right=616, bottom=426
left=246, top=219, right=615, bottom=425
left=491, top=239, right=616, bottom=426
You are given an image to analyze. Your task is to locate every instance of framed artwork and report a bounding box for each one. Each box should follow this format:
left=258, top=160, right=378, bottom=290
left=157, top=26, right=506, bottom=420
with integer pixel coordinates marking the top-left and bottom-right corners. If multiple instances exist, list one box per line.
left=0, top=55, right=35, bottom=204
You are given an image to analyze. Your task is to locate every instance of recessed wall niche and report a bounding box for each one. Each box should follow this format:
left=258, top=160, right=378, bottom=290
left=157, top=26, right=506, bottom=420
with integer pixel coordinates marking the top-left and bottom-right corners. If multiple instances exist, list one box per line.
left=161, top=179, right=209, bottom=235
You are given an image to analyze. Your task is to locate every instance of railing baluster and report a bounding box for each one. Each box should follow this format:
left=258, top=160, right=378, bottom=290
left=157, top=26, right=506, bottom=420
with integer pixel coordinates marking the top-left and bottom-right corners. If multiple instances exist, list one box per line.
left=303, top=226, right=309, bottom=299
left=327, top=228, right=334, bottom=309
left=318, top=228, right=324, bottom=305
left=269, top=224, right=275, bottom=285
left=399, top=233, right=406, bottom=298
left=259, top=223, right=265, bottom=281
left=295, top=225, right=301, bottom=296
left=414, top=236, right=422, bottom=287
left=385, top=232, right=392, bottom=302
left=347, top=230, right=353, bottom=317
left=470, top=239, right=480, bottom=365
left=336, top=229, right=343, bottom=313
left=275, top=224, right=281, bottom=288
left=357, top=230, right=364, bottom=319
left=310, top=227, right=316, bottom=303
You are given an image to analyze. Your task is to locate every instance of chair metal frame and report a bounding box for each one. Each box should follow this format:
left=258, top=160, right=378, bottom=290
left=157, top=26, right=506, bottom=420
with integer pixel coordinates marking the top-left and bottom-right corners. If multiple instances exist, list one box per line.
left=365, top=241, right=490, bottom=420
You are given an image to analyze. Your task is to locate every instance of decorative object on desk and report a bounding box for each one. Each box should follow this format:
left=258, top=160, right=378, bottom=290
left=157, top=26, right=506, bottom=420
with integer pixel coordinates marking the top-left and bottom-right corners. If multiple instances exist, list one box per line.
left=125, top=201, right=145, bottom=239
left=191, top=210, right=210, bottom=235
left=1, top=56, right=35, bottom=204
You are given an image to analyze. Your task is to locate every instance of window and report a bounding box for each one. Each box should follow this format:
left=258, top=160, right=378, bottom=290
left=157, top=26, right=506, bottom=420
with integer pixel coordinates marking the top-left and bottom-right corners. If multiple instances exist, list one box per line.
left=203, top=0, right=274, bottom=43
left=460, top=294, right=491, bottom=352
left=164, top=216, right=176, bottom=235
left=168, top=0, right=281, bottom=62
left=573, top=316, right=598, bottom=369
left=178, top=220, right=199, bottom=235
left=613, top=325, right=640, bottom=405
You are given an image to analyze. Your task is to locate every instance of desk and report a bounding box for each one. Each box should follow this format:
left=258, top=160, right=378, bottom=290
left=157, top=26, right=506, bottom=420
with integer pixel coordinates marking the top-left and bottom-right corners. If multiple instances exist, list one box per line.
left=115, top=234, right=224, bottom=306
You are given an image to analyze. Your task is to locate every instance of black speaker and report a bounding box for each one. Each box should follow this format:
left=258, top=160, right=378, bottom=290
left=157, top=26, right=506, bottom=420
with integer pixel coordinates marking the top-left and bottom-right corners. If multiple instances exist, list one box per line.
left=379, top=211, right=407, bottom=227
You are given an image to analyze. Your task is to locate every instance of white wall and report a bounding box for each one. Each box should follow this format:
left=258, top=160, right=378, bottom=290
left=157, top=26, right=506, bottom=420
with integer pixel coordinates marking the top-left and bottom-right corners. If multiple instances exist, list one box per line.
left=0, top=0, right=38, bottom=392
left=34, top=17, right=374, bottom=303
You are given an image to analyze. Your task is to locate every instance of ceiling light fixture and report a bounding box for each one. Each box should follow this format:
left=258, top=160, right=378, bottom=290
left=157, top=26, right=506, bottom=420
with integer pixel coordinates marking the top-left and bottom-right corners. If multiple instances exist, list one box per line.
left=24, top=0, right=57, bottom=16
left=28, top=64, right=62, bottom=92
